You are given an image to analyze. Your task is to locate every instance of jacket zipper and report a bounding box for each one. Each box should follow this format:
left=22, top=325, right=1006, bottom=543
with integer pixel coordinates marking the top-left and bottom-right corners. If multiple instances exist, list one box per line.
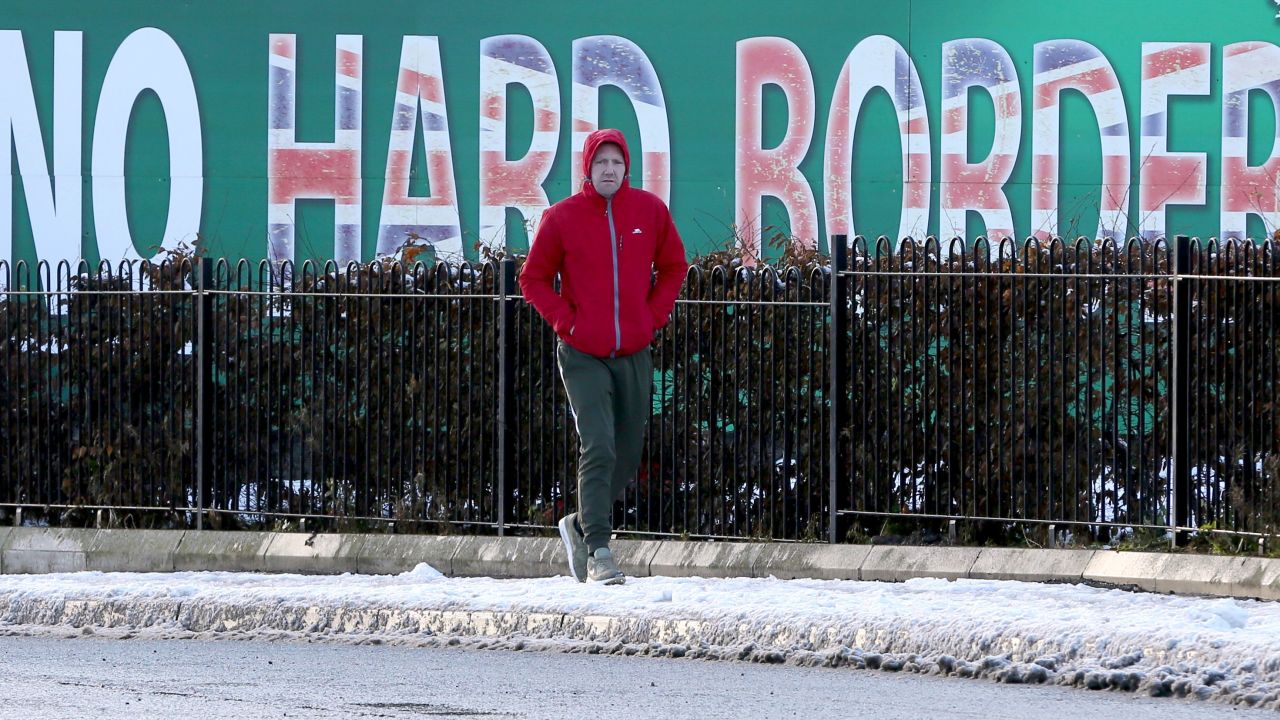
left=607, top=196, right=621, bottom=358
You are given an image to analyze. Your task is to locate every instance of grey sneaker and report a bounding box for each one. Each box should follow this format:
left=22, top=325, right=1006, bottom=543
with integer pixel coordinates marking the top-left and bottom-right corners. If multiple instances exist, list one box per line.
left=558, top=513, right=588, bottom=583
left=587, top=547, right=625, bottom=585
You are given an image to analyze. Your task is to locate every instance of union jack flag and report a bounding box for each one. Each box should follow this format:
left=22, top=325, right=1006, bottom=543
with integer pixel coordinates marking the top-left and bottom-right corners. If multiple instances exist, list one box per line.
left=569, top=36, right=670, bottom=205
left=375, top=36, right=463, bottom=260
left=478, top=35, right=559, bottom=253
left=1031, top=40, right=1129, bottom=241
left=1221, top=41, right=1280, bottom=241
left=940, top=38, right=1020, bottom=246
left=824, top=35, right=930, bottom=248
left=1137, top=42, right=1209, bottom=241
left=267, top=34, right=362, bottom=265
left=734, top=36, right=819, bottom=258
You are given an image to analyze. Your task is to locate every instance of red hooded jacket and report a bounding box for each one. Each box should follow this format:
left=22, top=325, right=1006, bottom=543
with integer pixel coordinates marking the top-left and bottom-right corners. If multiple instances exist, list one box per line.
left=519, top=129, right=688, bottom=359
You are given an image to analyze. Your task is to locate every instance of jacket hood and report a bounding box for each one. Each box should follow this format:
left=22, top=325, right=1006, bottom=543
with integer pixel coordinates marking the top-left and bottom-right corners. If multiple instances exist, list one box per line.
left=582, top=128, right=631, bottom=193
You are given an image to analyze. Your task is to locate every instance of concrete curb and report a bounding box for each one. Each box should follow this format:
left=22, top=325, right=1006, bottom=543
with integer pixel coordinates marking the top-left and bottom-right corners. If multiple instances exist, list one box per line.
left=355, top=534, right=464, bottom=576
left=172, top=530, right=273, bottom=573
left=262, top=533, right=361, bottom=575
left=3, top=527, right=1280, bottom=600
left=88, top=529, right=185, bottom=573
left=753, top=543, right=871, bottom=580
left=2, top=528, right=96, bottom=574
left=450, top=536, right=561, bottom=578
left=861, top=546, right=981, bottom=582
left=1082, top=550, right=1280, bottom=600
left=970, top=547, right=1095, bottom=584
left=649, top=541, right=764, bottom=579
left=608, top=538, right=660, bottom=578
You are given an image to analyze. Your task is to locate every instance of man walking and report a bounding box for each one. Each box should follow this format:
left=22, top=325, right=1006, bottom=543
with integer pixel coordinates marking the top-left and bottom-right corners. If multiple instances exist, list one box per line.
left=519, top=128, right=687, bottom=585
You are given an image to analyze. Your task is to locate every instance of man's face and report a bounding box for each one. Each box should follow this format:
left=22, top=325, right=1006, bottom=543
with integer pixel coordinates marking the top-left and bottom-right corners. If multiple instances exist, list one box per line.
left=590, top=143, right=626, bottom=198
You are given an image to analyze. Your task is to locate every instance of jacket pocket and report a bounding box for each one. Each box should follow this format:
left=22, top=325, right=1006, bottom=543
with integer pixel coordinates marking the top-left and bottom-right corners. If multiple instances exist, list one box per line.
left=618, top=308, right=654, bottom=355
left=566, top=299, right=606, bottom=356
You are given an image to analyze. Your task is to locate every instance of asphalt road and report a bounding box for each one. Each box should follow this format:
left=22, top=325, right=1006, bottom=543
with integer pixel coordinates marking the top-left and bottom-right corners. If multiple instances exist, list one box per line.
left=0, top=633, right=1267, bottom=720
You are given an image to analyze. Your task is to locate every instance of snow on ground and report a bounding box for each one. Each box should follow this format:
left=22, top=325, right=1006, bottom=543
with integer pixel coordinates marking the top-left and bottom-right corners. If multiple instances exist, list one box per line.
left=2, top=566, right=1280, bottom=709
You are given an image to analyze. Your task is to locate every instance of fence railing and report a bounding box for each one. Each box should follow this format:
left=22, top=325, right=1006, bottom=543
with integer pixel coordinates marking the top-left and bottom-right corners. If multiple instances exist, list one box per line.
left=833, top=237, right=1174, bottom=544
left=1, top=235, right=1278, bottom=545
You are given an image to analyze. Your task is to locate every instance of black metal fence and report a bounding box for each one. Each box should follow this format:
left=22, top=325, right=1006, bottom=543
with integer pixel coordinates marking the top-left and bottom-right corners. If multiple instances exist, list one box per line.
left=1, top=235, right=1278, bottom=544
left=834, top=237, right=1174, bottom=543
left=0, top=260, right=197, bottom=519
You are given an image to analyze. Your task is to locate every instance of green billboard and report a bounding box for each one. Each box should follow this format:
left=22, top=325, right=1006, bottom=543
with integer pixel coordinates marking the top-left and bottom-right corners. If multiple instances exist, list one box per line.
left=2, top=1, right=1278, bottom=270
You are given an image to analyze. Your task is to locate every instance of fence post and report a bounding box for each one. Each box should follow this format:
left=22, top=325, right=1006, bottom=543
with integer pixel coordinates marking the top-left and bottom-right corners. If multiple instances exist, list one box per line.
left=496, top=258, right=517, bottom=536
left=195, top=256, right=214, bottom=531
left=1171, top=235, right=1191, bottom=546
left=829, top=234, right=849, bottom=543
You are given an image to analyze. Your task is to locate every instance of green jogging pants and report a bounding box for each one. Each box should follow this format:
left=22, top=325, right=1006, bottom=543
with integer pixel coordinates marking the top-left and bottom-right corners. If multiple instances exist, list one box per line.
left=556, top=341, right=653, bottom=553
